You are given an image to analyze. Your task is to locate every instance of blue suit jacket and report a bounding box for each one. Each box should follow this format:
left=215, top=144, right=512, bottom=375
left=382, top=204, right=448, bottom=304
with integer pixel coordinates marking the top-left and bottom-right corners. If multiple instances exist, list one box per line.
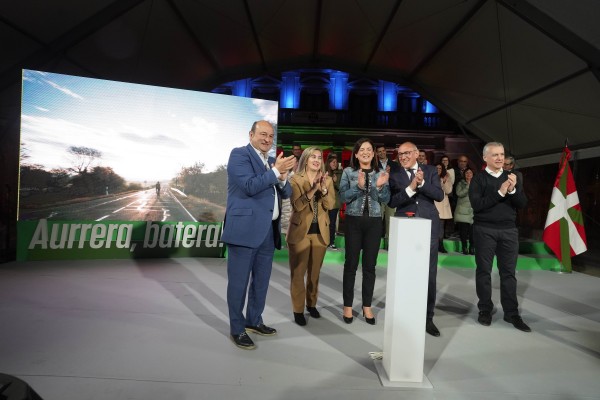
left=221, top=144, right=292, bottom=249
left=388, top=163, right=444, bottom=220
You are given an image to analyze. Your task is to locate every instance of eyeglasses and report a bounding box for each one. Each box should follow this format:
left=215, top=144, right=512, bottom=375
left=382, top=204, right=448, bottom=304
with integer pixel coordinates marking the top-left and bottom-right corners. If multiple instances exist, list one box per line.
left=398, top=150, right=416, bottom=158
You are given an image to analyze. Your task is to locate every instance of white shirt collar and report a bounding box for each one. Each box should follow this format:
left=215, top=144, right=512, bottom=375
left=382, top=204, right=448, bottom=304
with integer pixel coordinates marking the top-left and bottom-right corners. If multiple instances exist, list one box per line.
left=251, top=144, right=269, bottom=163
left=485, top=166, right=503, bottom=177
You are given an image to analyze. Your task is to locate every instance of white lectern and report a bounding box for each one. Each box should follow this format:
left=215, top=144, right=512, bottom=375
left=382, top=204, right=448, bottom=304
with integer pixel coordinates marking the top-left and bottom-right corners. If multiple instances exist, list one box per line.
left=374, top=216, right=432, bottom=388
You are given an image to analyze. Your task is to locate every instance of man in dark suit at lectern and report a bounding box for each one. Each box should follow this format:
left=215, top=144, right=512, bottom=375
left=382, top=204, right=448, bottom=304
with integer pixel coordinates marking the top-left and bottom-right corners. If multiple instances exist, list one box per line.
left=221, top=120, right=296, bottom=350
left=388, top=141, right=444, bottom=337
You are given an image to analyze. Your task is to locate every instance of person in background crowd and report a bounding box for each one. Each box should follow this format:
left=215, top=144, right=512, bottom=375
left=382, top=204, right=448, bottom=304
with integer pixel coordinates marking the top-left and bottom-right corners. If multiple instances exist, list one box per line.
left=418, top=150, right=428, bottom=165
left=325, top=153, right=342, bottom=250
left=376, top=145, right=399, bottom=248
left=389, top=142, right=444, bottom=337
left=469, top=142, right=530, bottom=332
left=440, top=154, right=456, bottom=238
left=222, top=120, right=296, bottom=350
left=292, top=144, right=303, bottom=161
left=450, top=154, right=470, bottom=236
left=339, top=138, right=390, bottom=326
left=454, top=155, right=469, bottom=186
left=503, top=156, right=524, bottom=187
left=454, top=167, right=475, bottom=255
left=280, top=156, right=299, bottom=238
left=434, top=163, right=452, bottom=253
left=287, top=147, right=335, bottom=326
left=440, top=155, right=455, bottom=187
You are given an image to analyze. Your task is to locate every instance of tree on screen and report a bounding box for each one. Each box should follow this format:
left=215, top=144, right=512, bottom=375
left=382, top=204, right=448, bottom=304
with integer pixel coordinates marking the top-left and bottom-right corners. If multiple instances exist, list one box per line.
left=67, top=146, right=102, bottom=174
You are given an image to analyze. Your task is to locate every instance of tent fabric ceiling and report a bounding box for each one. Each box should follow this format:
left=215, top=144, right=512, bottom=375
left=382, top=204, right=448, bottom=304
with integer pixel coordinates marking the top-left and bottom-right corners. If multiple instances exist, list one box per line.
left=1, top=0, right=599, bottom=160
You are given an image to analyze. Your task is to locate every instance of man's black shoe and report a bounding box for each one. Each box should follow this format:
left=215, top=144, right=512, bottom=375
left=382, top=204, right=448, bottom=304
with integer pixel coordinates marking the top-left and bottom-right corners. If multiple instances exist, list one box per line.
left=294, top=312, right=307, bottom=326
left=426, top=319, right=440, bottom=337
left=503, top=315, right=531, bottom=332
left=245, top=323, right=277, bottom=336
left=307, top=306, right=321, bottom=318
left=231, top=332, right=256, bottom=350
left=478, top=311, right=492, bottom=326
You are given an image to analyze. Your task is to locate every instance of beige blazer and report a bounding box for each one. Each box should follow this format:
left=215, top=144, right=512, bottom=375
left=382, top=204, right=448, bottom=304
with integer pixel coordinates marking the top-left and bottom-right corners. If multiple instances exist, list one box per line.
left=286, top=172, right=335, bottom=245
left=435, top=176, right=453, bottom=220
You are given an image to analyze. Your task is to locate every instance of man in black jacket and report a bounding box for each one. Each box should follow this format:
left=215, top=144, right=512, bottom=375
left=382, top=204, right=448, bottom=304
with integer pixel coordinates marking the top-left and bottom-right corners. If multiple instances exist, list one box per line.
left=469, top=142, right=530, bottom=332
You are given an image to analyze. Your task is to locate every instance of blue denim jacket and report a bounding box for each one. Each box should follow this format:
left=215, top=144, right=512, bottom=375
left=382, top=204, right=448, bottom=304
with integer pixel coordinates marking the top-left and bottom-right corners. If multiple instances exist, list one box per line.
left=339, top=167, right=390, bottom=217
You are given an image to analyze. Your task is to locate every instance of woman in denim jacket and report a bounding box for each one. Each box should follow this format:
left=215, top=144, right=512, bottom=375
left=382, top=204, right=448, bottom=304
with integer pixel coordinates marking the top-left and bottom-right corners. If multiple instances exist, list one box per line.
left=339, top=138, right=390, bottom=325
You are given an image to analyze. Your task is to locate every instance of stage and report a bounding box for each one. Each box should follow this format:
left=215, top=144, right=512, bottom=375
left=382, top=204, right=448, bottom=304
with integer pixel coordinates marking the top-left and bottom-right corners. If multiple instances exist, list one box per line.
left=0, top=256, right=598, bottom=400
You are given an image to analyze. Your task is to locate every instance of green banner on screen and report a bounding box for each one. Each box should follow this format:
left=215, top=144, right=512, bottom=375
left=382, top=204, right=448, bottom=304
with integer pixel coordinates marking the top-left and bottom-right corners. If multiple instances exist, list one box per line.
left=17, top=219, right=225, bottom=261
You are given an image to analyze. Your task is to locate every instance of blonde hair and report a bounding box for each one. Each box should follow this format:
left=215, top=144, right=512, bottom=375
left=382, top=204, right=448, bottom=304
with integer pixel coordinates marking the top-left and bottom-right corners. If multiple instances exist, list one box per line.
left=297, top=146, right=325, bottom=175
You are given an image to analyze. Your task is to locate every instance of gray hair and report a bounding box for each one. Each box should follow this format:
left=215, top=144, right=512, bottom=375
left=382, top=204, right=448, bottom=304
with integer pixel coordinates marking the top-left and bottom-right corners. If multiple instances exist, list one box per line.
left=482, top=142, right=504, bottom=157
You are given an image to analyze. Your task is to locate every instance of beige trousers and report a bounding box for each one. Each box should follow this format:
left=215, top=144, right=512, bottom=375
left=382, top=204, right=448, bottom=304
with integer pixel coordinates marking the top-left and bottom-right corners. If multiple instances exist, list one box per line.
left=288, top=234, right=327, bottom=313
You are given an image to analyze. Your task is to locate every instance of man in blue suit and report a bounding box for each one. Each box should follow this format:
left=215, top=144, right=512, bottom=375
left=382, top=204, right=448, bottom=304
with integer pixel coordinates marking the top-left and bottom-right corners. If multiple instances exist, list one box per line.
left=388, top=142, right=444, bottom=337
left=222, top=120, right=296, bottom=350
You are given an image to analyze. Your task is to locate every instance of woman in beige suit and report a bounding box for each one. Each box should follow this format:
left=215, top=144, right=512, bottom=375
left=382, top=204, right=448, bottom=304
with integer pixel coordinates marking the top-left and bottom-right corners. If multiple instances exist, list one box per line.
left=288, top=147, right=335, bottom=326
left=435, top=163, right=453, bottom=253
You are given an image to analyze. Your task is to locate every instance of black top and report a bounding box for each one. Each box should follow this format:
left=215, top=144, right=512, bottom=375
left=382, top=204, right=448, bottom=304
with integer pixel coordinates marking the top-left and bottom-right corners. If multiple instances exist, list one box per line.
left=469, top=170, right=527, bottom=229
left=362, top=168, right=373, bottom=216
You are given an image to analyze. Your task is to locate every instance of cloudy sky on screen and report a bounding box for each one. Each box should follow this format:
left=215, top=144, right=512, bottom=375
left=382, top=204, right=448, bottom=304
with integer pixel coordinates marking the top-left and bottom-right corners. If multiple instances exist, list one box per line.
left=20, top=70, right=279, bottom=182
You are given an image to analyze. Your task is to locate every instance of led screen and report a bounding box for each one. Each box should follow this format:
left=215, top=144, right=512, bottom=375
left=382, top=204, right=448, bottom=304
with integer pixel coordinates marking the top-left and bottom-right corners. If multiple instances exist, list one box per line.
left=19, top=69, right=279, bottom=224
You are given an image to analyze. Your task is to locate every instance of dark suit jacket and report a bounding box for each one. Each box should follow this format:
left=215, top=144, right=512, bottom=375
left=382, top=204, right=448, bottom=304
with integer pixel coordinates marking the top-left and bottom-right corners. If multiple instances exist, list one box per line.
left=378, top=159, right=400, bottom=174
left=389, top=163, right=444, bottom=219
left=221, top=143, right=292, bottom=249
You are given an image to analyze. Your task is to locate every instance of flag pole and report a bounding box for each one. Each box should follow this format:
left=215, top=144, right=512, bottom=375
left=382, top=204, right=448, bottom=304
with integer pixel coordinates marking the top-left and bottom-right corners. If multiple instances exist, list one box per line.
left=558, top=261, right=569, bottom=274
left=543, top=137, right=587, bottom=274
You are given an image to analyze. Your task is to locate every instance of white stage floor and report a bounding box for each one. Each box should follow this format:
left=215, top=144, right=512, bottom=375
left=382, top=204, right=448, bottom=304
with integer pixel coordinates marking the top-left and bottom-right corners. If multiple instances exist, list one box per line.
left=0, top=257, right=598, bottom=400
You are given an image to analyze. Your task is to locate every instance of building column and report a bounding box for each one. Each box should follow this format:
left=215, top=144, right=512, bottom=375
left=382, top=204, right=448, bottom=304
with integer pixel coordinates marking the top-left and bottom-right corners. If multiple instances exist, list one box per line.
left=329, top=71, right=349, bottom=110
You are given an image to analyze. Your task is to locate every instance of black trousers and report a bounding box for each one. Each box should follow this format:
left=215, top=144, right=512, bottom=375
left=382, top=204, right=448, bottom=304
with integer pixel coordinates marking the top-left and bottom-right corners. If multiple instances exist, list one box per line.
left=425, top=216, right=439, bottom=318
left=473, top=224, right=520, bottom=317
left=343, top=215, right=382, bottom=307
left=328, top=208, right=339, bottom=244
left=458, top=222, right=474, bottom=250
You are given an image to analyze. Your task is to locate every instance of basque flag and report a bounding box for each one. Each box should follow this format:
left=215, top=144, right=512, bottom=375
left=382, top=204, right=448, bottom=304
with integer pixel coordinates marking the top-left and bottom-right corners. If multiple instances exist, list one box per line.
left=542, top=145, right=587, bottom=272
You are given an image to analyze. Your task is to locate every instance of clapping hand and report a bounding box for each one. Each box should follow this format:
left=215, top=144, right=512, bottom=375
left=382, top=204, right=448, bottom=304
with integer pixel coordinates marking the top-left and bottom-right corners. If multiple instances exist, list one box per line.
left=499, top=178, right=512, bottom=195
left=358, top=170, right=366, bottom=189
left=376, top=171, right=389, bottom=188
left=273, top=153, right=297, bottom=180
left=320, top=172, right=329, bottom=193
left=311, top=170, right=323, bottom=190
left=415, top=167, right=424, bottom=185
left=506, top=173, right=517, bottom=192
left=409, top=167, right=424, bottom=191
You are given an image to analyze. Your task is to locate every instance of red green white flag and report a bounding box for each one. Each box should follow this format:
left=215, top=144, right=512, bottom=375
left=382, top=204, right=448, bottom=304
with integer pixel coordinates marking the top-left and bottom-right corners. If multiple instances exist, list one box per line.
left=542, top=146, right=587, bottom=272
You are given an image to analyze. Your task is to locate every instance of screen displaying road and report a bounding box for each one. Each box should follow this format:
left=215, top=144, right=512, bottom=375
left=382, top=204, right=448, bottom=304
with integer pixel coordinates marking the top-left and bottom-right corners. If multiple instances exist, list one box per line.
left=19, top=69, right=279, bottom=223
